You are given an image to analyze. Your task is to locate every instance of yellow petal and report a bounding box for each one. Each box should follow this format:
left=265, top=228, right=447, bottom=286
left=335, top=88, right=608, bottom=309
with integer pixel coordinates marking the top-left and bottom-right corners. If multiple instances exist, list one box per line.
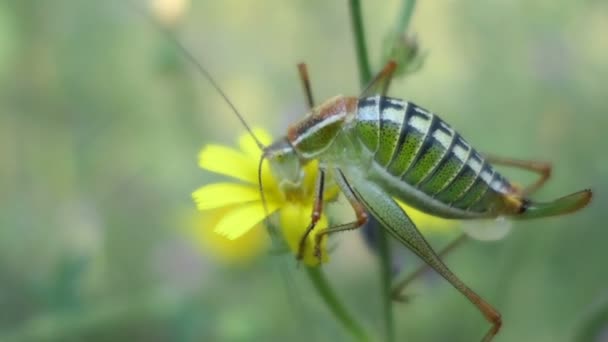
left=258, top=156, right=282, bottom=198
left=323, top=185, right=341, bottom=203
left=301, top=160, right=319, bottom=195
left=396, top=199, right=458, bottom=233
left=238, top=128, right=273, bottom=159
left=279, top=203, right=329, bottom=266
left=214, top=201, right=279, bottom=239
left=186, top=208, right=270, bottom=265
left=198, top=145, right=257, bottom=184
left=298, top=160, right=339, bottom=203
left=192, top=183, right=260, bottom=210
left=238, top=130, right=284, bottom=198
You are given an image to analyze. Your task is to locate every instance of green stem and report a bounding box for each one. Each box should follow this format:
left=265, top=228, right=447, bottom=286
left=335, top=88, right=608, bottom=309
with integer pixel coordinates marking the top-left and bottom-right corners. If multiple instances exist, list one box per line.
left=395, top=0, right=417, bottom=34
left=306, top=267, right=370, bottom=342
left=376, top=226, right=395, bottom=342
left=348, top=0, right=372, bottom=85
left=388, top=0, right=418, bottom=74
left=348, top=2, right=395, bottom=341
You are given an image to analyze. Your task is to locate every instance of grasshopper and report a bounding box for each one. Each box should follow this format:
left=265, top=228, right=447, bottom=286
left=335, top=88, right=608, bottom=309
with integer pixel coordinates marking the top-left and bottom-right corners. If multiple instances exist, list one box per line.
left=154, top=13, right=592, bottom=342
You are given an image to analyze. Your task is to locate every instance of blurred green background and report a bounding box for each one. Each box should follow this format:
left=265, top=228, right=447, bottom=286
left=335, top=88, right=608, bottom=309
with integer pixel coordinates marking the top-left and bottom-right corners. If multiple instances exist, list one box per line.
left=1, top=0, right=607, bottom=341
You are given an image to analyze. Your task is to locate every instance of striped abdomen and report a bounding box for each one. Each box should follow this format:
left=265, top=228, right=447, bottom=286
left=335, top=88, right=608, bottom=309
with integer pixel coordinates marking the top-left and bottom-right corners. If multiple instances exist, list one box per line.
left=354, top=95, right=516, bottom=218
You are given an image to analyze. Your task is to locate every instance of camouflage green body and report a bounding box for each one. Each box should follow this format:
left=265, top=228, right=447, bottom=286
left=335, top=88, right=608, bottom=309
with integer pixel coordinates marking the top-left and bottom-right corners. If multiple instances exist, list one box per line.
left=266, top=88, right=590, bottom=342
left=277, top=95, right=519, bottom=220
left=350, top=95, right=517, bottom=219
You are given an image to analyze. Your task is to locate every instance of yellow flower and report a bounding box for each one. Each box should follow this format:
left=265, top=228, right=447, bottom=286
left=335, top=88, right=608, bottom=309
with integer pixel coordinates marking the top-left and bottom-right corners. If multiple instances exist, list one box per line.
left=192, top=129, right=473, bottom=267
left=192, top=129, right=336, bottom=266
left=187, top=208, right=269, bottom=265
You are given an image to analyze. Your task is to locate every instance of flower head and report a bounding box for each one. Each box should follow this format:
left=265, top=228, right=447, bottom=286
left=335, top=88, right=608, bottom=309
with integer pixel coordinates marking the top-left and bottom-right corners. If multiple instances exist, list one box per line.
left=186, top=208, right=270, bottom=265
left=192, top=129, right=336, bottom=266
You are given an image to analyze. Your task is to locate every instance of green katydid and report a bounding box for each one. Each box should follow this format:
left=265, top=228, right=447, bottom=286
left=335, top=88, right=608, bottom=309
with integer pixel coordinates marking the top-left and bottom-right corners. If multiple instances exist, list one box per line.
left=147, top=12, right=592, bottom=341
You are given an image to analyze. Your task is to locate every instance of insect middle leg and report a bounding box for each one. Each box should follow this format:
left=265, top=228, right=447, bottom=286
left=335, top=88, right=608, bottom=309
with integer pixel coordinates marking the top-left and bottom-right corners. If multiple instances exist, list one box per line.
left=484, top=154, right=552, bottom=196
left=313, top=169, right=369, bottom=260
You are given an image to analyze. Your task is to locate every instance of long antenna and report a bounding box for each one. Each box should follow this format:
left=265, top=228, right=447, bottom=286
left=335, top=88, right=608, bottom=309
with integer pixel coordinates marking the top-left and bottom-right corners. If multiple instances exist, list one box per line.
left=131, top=3, right=265, bottom=150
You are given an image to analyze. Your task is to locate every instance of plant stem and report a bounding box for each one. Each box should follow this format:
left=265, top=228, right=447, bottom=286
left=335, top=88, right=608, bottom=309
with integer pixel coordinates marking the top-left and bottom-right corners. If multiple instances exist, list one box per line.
left=348, top=0, right=372, bottom=85
left=306, top=267, right=369, bottom=342
left=348, top=1, right=395, bottom=341
left=376, top=223, right=396, bottom=342
left=395, top=0, right=417, bottom=34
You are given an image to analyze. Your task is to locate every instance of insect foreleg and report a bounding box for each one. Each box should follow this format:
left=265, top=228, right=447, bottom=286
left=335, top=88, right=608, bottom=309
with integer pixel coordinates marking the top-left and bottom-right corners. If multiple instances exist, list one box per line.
left=312, top=169, right=369, bottom=260
left=391, top=233, right=468, bottom=302
left=296, top=168, right=326, bottom=261
left=297, top=63, right=315, bottom=109
left=484, top=154, right=552, bottom=196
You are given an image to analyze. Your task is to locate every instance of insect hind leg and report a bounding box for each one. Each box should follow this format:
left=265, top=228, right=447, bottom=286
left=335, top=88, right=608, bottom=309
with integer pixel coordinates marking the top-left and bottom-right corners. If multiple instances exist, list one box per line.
left=391, top=233, right=468, bottom=301
left=297, top=63, right=315, bottom=109
left=360, top=60, right=398, bottom=98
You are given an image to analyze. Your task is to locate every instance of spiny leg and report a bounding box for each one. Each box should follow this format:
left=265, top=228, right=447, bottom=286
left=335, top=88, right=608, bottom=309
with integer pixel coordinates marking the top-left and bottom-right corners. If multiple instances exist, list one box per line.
left=313, top=169, right=368, bottom=260
left=392, top=157, right=551, bottom=301
left=296, top=168, right=326, bottom=261
left=484, top=154, right=552, bottom=196
left=297, top=63, right=315, bottom=109
left=391, top=233, right=468, bottom=301
left=360, top=60, right=397, bottom=98
left=352, top=178, right=501, bottom=341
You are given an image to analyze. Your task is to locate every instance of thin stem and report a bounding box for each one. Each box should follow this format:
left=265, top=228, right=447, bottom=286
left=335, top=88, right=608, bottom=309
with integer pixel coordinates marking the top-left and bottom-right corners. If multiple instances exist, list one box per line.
left=348, top=2, right=395, bottom=341
left=306, top=267, right=370, bottom=342
left=395, top=0, right=417, bottom=34
left=387, top=0, right=419, bottom=76
left=376, top=224, right=395, bottom=342
left=348, top=0, right=372, bottom=85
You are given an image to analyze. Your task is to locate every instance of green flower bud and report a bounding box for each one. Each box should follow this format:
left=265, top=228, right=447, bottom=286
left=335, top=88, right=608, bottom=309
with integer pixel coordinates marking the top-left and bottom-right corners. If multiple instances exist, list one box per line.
left=382, top=32, right=427, bottom=78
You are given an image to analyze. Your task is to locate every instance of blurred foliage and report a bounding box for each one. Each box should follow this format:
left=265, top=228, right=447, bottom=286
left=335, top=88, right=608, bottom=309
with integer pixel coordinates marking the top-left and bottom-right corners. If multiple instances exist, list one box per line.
left=0, top=0, right=607, bottom=341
